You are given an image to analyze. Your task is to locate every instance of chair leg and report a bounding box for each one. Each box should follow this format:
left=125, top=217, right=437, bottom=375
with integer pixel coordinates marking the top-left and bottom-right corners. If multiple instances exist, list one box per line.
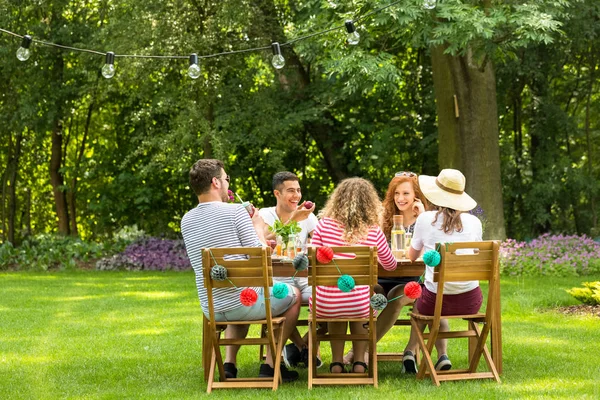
left=370, top=320, right=378, bottom=388
left=411, top=318, right=439, bottom=386
left=308, top=322, right=315, bottom=389
left=259, top=323, right=266, bottom=362
left=202, top=317, right=211, bottom=382
left=206, top=343, right=217, bottom=393
left=272, top=322, right=286, bottom=390
left=472, top=322, right=501, bottom=383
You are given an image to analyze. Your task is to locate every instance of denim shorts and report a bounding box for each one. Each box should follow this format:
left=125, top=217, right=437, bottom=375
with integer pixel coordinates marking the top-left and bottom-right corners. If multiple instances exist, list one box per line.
left=274, top=277, right=311, bottom=304
left=205, top=283, right=297, bottom=322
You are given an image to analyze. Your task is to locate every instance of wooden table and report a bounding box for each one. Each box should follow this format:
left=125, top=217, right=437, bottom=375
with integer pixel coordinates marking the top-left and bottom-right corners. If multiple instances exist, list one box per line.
left=271, top=257, right=502, bottom=374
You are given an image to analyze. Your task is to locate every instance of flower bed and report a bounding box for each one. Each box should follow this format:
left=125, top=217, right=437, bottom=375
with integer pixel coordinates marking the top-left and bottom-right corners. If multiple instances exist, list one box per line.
left=500, top=233, right=600, bottom=276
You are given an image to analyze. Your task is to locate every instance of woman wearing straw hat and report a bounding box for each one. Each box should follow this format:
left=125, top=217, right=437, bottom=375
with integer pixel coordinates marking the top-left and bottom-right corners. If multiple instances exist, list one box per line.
left=401, top=169, right=483, bottom=374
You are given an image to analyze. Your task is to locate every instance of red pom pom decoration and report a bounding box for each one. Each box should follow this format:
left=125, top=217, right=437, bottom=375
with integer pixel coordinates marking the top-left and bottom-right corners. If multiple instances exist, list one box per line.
left=404, top=281, right=422, bottom=299
left=240, top=288, right=258, bottom=306
left=316, top=246, right=334, bottom=264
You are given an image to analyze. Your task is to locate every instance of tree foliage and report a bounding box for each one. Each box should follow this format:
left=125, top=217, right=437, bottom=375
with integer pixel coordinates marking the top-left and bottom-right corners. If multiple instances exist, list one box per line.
left=0, top=0, right=598, bottom=243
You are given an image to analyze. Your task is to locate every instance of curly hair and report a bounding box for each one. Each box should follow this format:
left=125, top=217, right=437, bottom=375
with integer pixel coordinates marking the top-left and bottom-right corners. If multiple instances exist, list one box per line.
left=381, top=175, right=429, bottom=240
left=320, top=177, right=382, bottom=244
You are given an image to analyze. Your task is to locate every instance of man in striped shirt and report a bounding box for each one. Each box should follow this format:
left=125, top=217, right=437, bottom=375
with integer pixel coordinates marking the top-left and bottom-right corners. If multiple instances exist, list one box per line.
left=181, top=159, right=300, bottom=382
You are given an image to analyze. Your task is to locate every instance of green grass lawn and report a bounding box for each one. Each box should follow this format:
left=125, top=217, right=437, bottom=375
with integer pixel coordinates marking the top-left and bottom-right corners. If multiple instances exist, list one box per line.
left=1, top=271, right=599, bottom=399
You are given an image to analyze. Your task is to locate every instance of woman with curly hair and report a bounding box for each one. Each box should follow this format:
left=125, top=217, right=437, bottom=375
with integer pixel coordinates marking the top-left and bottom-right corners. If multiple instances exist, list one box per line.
left=344, top=172, right=430, bottom=365
left=309, top=177, right=397, bottom=374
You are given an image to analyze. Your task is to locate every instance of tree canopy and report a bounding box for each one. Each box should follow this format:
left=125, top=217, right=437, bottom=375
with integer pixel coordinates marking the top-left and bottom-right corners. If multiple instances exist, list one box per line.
left=0, top=0, right=598, bottom=242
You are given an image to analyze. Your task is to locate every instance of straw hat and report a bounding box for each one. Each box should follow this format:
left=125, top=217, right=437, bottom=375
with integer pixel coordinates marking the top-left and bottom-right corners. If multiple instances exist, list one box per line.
left=418, top=169, right=477, bottom=212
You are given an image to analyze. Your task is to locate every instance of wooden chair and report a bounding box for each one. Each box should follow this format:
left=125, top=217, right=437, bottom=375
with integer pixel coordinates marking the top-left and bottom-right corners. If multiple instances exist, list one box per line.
left=409, top=241, right=502, bottom=386
left=306, top=246, right=379, bottom=388
left=202, top=247, right=287, bottom=392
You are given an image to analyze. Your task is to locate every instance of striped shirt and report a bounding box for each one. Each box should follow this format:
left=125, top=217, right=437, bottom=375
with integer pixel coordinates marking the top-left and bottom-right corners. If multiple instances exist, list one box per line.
left=181, top=201, right=262, bottom=313
left=309, top=217, right=397, bottom=318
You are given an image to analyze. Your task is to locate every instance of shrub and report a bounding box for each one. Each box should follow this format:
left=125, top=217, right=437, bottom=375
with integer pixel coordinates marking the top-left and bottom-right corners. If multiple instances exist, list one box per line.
left=567, top=282, right=600, bottom=305
left=0, top=226, right=147, bottom=271
left=500, top=233, right=600, bottom=276
left=95, top=237, right=190, bottom=271
left=0, top=234, right=107, bottom=271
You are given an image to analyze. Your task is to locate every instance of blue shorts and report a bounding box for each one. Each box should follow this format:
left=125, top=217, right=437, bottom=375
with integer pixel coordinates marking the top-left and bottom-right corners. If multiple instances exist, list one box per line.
left=205, top=284, right=297, bottom=322
left=274, top=277, right=311, bottom=304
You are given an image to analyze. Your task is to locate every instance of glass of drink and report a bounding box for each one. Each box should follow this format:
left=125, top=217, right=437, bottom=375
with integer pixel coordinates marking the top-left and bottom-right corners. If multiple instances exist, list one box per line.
left=405, top=232, right=412, bottom=253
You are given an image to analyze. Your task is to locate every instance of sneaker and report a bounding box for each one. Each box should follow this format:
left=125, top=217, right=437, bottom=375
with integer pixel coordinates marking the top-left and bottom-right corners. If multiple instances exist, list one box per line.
left=299, top=347, right=323, bottom=369
left=435, top=354, right=452, bottom=371
left=258, top=363, right=299, bottom=382
left=223, top=362, right=237, bottom=379
left=402, top=350, right=418, bottom=374
left=282, top=343, right=301, bottom=368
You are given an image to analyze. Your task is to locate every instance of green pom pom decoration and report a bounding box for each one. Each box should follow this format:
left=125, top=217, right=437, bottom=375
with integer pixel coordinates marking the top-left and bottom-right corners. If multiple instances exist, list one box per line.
left=423, top=250, right=441, bottom=267
left=272, top=282, right=289, bottom=299
left=292, top=253, right=309, bottom=271
left=370, top=293, right=388, bottom=311
left=337, top=274, right=355, bottom=292
left=210, top=264, right=228, bottom=281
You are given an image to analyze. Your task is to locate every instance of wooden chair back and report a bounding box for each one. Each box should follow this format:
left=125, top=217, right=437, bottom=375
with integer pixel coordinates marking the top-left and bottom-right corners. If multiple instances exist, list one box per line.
left=306, top=246, right=379, bottom=388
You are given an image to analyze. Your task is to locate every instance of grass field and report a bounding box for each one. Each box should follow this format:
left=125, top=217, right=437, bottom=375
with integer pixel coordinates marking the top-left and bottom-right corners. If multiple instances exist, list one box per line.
left=1, top=271, right=599, bottom=399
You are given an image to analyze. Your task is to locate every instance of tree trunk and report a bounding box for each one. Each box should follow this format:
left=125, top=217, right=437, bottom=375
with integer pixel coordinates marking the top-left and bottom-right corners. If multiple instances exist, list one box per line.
left=431, top=46, right=506, bottom=240
left=7, top=131, right=23, bottom=244
left=50, top=117, right=70, bottom=235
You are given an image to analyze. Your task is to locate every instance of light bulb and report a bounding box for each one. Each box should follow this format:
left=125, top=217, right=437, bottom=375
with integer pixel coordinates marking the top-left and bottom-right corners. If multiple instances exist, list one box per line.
left=345, top=21, right=360, bottom=45
left=188, top=53, right=201, bottom=79
left=102, top=52, right=115, bottom=79
left=423, top=0, right=437, bottom=10
left=16, top=35, right=32, bottom=61
left=271, top=42, right=285, bottom=69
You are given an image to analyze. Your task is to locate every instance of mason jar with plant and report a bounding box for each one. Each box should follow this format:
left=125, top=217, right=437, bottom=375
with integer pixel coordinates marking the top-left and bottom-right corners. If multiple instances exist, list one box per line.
left=269, top=220, right=301, bottom=252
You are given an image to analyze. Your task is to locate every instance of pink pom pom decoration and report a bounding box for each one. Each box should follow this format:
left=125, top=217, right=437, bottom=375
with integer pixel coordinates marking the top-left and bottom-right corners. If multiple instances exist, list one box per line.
left=404, top=281, right=422, bottom=299
left=240, top=288, right=258, bottom=306
left=316, top=246, right=334, bottom=264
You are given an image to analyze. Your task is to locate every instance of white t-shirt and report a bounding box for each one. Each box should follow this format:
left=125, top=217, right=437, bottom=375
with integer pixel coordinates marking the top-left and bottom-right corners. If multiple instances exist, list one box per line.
left=411, top=211, right=483, bottom=294
left=259, top=206, right=318, bottom=244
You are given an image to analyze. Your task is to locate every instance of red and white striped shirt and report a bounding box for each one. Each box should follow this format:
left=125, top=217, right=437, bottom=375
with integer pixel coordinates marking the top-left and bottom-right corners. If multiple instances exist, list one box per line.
left=309, top=217, right=396, bottom=318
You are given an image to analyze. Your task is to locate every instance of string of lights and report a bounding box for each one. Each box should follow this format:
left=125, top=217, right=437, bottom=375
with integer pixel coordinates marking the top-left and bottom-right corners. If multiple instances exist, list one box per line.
left=0, top=0, right=435, bottom=79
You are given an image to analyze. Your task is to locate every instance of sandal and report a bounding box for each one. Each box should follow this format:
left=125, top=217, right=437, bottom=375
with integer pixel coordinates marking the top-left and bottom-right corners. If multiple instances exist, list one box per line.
left=329, top=362, right=346, bottom=374
left=352, top=361, right=368, bottom=373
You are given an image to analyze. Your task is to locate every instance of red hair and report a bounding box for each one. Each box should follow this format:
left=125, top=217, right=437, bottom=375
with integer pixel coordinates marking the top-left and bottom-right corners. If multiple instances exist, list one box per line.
left=381, top=176, right=429, bottom=240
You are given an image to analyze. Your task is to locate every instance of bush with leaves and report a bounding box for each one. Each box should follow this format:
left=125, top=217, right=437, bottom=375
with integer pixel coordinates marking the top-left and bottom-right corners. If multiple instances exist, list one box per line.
left=0, top=234, right=107, bottom=271
left=500, top=234, right=600, bottom=276
left=567, top=282, right=600, bottom=306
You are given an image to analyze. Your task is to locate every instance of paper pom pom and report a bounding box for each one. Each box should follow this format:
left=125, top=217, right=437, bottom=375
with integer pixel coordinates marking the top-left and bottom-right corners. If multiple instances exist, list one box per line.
left=404, top=281, right=422, bottom=299
left=423, top=249, right=441, bottom=267
left=272, top=282, right=289, bottom=299
left=210, top=264, right=228, bottom=281
left=370, top=293, right=388, bottom=311
left=240, top=288, right=258, bottom=306
left=292, top=254, right=309, bottom=271
left=316, top=246, right=334, bottom=264
left=337, top=274, right=355, bottom=292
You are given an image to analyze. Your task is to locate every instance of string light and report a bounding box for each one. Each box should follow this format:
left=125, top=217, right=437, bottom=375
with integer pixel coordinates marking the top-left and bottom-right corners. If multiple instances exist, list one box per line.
left=345, top=21, right=360, bottom=45
left=0, top=0, right=406, bottom=74
left=423, top=0, right=437, bottom=10
left=16, top=35, right=32, bottom=61
left=101, top=52, right=115, bottom=79
left=271, top=42, right=285, bottom=69
left=188, top=53, right=201, bottom=79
